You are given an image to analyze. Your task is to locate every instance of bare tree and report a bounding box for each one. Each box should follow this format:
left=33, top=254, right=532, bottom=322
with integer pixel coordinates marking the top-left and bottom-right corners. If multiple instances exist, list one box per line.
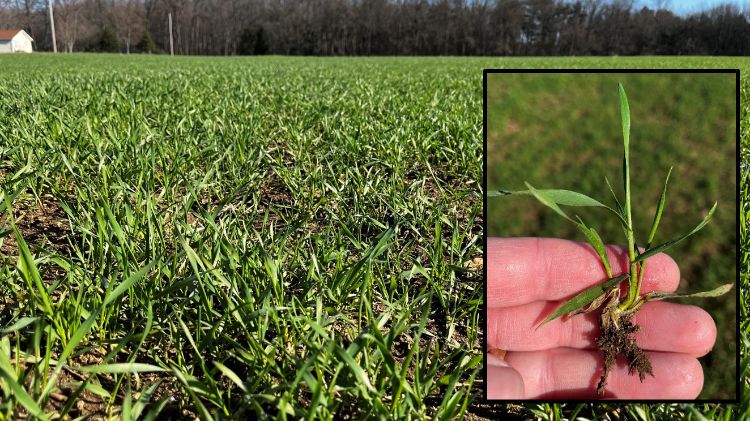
left=55, top=0, right=94, bottom=52
left=111, top=0, right=145, bottom=53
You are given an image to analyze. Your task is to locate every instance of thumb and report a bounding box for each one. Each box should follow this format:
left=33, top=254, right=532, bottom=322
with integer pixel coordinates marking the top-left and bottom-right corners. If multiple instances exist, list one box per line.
left=487, top=353, right=525, bottom=399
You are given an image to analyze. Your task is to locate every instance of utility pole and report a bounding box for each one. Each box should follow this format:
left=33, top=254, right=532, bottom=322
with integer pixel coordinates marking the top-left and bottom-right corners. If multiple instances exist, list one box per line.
left=168, top=12, right=174, bottom=56
left=48, top=0, right=57, bottom=53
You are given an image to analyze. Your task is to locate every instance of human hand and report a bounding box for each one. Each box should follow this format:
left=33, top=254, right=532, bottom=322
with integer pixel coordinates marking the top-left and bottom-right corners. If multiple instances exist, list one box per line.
left=486, top=237, right=716, bottom=399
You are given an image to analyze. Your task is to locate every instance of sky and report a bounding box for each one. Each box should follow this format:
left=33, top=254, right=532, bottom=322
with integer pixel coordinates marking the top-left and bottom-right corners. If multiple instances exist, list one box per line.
left=641, top=0, right=748, bottom=15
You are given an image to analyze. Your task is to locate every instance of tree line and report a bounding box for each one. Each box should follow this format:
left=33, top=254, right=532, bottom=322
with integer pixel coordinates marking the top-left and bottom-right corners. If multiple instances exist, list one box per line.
left=0, top=0, right=748, bottom=56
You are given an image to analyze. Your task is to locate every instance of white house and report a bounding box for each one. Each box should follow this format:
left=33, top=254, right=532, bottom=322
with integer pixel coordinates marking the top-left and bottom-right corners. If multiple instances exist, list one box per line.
left=0, top=30, right=33, bottom=53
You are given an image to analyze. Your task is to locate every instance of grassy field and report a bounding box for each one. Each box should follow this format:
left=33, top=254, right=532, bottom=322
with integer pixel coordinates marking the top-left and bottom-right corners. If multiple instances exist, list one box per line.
left=0, top=54, right=483, bottom=419
left=0, top=54, right=746, bottom=419
left=487, top=72, right=736, bottom=399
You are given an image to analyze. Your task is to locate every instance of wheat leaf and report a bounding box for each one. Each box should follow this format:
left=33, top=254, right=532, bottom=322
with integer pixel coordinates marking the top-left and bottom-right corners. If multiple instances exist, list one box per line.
left=619, top=82, right=631, bottom=208
left=576, top=217, right=612, bottom=278
left=75, top=363, right=166, bottom=374
left=642, top=283, right=733, bottom=302
left=493, top=186, right=628, bottom=226
left=536, top=273, right=629, bottom=329
left=524, top=183, right=576, bottom=223
left=489, top=188, right=605, bottom=206
left=646, top=166, right=672, bottom=247
left=634, top=202, right=717, bottom=264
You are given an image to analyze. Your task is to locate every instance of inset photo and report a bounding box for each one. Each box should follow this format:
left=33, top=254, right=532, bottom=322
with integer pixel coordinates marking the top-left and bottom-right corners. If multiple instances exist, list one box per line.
left=484, top=71, right=738, bottom=401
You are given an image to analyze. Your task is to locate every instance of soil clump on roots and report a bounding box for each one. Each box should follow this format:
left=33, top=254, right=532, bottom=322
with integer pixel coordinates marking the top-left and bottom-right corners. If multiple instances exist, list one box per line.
left=595, top=289, right=653, bottom=396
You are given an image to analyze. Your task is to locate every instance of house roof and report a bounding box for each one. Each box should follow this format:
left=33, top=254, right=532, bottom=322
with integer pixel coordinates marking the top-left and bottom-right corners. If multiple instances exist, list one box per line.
left=0, top=29, right=33, bottom=42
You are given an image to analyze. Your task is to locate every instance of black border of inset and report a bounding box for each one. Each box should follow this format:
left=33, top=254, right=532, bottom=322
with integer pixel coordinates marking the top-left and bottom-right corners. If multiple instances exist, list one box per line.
left=482, top=68, right=741, bottom=404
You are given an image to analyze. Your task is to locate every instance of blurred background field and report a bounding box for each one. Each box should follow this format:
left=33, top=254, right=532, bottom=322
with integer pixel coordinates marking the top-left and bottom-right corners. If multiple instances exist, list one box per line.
left=486, top=72, right=737, bottom=399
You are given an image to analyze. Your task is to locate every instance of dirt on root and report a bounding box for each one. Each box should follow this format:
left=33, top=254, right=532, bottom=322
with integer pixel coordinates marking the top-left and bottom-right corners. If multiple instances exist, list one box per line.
left=595, top=295, right=653, bottom=396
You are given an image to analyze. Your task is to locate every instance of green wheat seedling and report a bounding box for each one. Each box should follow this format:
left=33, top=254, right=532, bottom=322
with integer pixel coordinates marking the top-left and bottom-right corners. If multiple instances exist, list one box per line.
left=0, top=56, right=484, bottom=418
left=490, top=83, right=733, bottom=395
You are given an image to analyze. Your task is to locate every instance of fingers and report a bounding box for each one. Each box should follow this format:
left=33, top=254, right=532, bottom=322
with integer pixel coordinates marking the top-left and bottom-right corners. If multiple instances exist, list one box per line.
left=487, top=301, right=717, bottom=357
left=487, top=237, right=680, bottom=308
left=504, top=348, right=703, bottom=399
left=486, top=354, right=525, bottom=399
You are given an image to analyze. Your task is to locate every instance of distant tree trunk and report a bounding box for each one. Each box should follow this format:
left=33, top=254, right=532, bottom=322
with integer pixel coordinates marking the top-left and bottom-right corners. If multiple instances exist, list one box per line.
left=168, top=12, right=173, bottom=55
left=224, top=27, right=229, bottom=55
left=48, top=0, right=56, bottom=52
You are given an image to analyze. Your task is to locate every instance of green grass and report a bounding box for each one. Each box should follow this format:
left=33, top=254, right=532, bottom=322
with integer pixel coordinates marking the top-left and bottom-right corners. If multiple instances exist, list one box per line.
left=487, top=72, right=737, bottom=399
left=0, top=54, right=483, bottom=419
left=0, top=54, right=747, bottom=419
